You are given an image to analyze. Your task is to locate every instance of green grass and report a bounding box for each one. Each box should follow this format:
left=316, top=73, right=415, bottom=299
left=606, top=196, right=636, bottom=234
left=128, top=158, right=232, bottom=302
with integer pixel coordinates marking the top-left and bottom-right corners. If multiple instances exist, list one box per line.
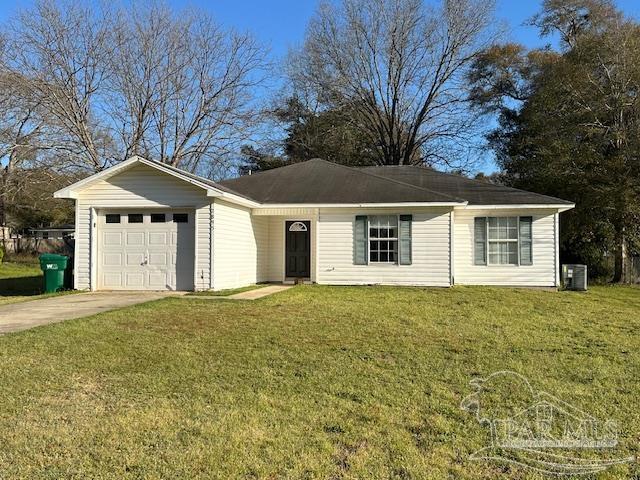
left=0, top=285, right=639, bottom=478
left=0, top=261, right=76, bottom=305
left=187, top=284, right=267, bottom=297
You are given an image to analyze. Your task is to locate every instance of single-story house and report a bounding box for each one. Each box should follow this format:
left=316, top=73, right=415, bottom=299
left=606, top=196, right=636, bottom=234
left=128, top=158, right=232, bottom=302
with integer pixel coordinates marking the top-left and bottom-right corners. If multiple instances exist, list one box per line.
left=54, top=156, right=574, bottom=291
left=29, top=225, right=75, bottom=240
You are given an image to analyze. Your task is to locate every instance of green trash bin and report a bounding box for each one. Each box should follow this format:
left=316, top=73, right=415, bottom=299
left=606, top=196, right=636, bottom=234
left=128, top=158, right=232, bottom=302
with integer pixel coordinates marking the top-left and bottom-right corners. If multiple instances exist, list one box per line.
left=39, top=254, right=69, bottom=293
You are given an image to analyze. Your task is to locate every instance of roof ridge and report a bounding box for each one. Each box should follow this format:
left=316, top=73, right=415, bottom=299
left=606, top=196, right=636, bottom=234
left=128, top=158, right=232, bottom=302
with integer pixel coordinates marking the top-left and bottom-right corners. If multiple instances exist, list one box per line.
left=221, top=158, right=316, bottom=183
left=315, top=159, right=467, bottom=203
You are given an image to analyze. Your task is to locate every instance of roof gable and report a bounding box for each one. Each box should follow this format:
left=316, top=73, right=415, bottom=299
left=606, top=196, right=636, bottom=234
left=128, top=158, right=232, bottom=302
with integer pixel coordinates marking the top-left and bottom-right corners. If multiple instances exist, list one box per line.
left=54, top=156, right=257, bottom=207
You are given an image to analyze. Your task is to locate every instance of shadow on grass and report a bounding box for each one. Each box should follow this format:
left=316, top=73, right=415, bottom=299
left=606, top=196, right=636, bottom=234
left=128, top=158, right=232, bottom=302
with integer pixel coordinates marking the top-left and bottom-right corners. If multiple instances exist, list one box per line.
left=0, top=276, right=43, bottom=296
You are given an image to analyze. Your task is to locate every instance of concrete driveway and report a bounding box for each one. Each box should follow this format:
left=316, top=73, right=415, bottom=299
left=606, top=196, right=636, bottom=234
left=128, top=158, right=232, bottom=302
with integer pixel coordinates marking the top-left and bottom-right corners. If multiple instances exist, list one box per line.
left=0, top=292, right=182, bottom=334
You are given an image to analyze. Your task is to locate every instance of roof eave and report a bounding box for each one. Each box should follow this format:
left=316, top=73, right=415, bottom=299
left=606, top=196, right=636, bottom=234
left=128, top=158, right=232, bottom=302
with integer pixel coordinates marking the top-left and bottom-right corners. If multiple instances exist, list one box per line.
left=253, top=201, right=468, bottom=209
left=457, top=203, right=575, bottom=212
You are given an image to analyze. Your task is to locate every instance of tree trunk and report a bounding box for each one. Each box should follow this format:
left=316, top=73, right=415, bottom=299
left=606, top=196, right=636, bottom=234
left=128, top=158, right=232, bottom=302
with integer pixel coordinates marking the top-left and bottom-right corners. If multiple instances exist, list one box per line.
left=612, top=230, right=627, bottom=283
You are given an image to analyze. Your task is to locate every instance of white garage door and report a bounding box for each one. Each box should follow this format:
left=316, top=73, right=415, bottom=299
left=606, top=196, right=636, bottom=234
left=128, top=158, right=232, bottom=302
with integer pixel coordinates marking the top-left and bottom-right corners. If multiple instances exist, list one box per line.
left=97, top=211, right=195, bottom=290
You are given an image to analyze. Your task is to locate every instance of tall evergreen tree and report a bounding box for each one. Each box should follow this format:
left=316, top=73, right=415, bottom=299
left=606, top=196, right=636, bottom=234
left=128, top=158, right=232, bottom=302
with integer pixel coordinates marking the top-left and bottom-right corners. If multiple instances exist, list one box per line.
left=468, top=0, right=640, bottom=282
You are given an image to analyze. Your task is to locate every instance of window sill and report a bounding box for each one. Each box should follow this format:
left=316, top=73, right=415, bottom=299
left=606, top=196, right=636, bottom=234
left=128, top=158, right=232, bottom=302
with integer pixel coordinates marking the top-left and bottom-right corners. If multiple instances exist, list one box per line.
left=475, top=264, right=533, bottom=268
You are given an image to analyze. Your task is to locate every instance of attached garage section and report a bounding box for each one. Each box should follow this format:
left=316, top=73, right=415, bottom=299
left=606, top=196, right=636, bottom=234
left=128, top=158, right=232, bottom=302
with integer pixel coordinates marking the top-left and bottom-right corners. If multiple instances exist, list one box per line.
left=54, top=157, right=234, bottom=291
left=97, top=210, right=195, bottom=290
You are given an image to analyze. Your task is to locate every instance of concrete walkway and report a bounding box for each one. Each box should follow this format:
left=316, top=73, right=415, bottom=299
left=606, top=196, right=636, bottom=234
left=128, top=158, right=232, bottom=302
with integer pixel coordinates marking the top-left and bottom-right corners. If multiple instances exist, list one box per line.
left=0, top=291, right=181, bottom=334
left=188, top=285, right=293, bottom=301
left=229, top=285, right=292, bottom=300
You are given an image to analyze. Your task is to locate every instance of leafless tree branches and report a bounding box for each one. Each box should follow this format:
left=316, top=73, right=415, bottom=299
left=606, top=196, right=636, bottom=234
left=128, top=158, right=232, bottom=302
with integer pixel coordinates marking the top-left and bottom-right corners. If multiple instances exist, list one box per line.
left=0, top=0, right=267, bottom=175
left=289, top=0, right=497, bottom=169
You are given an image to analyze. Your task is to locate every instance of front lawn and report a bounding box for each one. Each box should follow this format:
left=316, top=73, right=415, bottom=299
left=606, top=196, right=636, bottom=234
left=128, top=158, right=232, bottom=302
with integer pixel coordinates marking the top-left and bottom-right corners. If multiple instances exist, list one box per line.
left=0, top=261, right=44, bottom=305
left=0, top=286, right=638, bottom=478
left=187, top=284, right=267, bottom=297
left=0, top=261, right=75, bottom=305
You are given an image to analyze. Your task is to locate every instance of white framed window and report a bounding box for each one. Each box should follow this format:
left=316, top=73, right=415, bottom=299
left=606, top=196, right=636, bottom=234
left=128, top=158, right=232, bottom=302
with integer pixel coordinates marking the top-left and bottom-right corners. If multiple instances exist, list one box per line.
left=368, top=215, right=398, bottom=263
left=488, top=217, right=518, bottom=265
left=474, top=216, right=533, bottom=266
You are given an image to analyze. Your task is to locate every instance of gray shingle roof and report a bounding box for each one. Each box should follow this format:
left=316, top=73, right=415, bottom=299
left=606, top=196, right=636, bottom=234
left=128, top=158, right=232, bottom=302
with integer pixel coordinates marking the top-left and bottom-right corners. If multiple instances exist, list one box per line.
left=359, top=165, right=574, bottom=205
left=218, top=159, right=465, bottom=204
left=217, top=159, right=573, bottom=206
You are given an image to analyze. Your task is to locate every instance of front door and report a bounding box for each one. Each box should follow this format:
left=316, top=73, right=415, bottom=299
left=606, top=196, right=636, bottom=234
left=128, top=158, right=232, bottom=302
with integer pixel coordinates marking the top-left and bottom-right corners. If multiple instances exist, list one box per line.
left=285, top=221, right=311, bottom=278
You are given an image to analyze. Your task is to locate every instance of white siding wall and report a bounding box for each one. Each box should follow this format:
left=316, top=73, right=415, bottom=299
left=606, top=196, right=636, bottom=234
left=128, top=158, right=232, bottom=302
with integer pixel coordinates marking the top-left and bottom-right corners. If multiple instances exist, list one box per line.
left=454, top=208, right=558, bottom=287
left=267, top=217, right=284, bottom=282
left=194, top=204, right=212, bottom=291
left=212, top=199, right=269, bottom=290
left=316, top=207, right=452, bottom=286
left=255, top=216, right=270, bottom=282
left=74, top=163, right=211, bottom=290
left=74, top=202, right=92, bottom=289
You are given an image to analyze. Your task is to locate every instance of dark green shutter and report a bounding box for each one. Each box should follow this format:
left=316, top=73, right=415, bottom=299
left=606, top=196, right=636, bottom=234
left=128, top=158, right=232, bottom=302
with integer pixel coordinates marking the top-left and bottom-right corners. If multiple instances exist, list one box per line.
left=519, top=216, right=533, bottom=265
left=474, top=217, right=487, bottom=265
left=354, top=215, right=368, bottom=265
left=399, top=215, right=412, bottom=265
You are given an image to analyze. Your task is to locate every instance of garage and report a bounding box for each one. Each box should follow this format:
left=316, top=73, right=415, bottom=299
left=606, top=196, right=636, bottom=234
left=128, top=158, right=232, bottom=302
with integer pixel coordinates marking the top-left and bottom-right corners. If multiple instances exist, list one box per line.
left=97, top=210, right=195, bottom=291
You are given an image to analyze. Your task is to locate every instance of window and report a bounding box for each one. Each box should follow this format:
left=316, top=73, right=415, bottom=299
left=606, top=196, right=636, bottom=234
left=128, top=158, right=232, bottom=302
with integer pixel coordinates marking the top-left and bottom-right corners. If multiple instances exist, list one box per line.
left=128, top=214, right=143, bottom=223
left=173, top=213, right=188, bottom=223
left=474, top=216, right=533, bottom=266
left=288, top=221, right=307, bottom=232
left=488, top=217, right=518, bottom=265
left=150, top=213, right=166, bottom=223
left=369, top=215, right=398, bottom=263
left=105, top=214, right=120, bottom=224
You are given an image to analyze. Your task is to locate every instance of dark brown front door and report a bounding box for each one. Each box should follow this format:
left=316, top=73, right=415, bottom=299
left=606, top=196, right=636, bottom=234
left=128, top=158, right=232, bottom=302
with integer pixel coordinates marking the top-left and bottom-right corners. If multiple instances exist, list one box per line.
left=285, top=221, right=310, bottom=278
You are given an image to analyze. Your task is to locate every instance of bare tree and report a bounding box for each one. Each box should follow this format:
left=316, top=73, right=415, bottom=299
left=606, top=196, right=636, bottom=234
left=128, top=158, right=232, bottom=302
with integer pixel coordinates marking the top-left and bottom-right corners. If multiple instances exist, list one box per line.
left=3, top=0, right=114, bottom=172
left=0, top=0, right=267, bottom=175
left=106, top=3, right=266, bottom=172
left=289, top=0, right=497, bottom=168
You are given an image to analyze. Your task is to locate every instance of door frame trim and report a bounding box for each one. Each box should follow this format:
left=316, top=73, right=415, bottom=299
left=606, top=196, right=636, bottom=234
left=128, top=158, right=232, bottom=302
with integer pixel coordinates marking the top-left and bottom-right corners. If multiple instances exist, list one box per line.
left=93, top=207, right=197, bottom=291
left=283, top=218, right=312, bottom=281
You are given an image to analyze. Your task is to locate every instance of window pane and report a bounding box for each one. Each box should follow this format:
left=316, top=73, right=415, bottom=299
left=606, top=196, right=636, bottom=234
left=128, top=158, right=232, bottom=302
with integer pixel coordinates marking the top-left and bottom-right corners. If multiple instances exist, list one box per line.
left=173, top=213, right=188, bottom=223
left=370, top=251, right=379, bottom=262
left=488, top=241, right=519, bottom=265
left=488, top=217, right=518, bottom=240
left=499, top=218, right=508, bottom=240
left=151, top=213, right=166, bottom=223
left=507, top=217, right=518, bottom=239
left=507, top=242, right=518, bottom=264
left=128, top=214, right=143, bottom=223
left=105, top=214, right=120, bottom=224
left=380, top=251, right=388, bottom=262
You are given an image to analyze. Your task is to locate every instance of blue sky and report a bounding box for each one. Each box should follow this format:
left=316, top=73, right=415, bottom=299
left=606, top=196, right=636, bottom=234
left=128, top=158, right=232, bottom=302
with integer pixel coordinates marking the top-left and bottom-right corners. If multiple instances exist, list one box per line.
left=1, top=0, right=639, bottom=172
